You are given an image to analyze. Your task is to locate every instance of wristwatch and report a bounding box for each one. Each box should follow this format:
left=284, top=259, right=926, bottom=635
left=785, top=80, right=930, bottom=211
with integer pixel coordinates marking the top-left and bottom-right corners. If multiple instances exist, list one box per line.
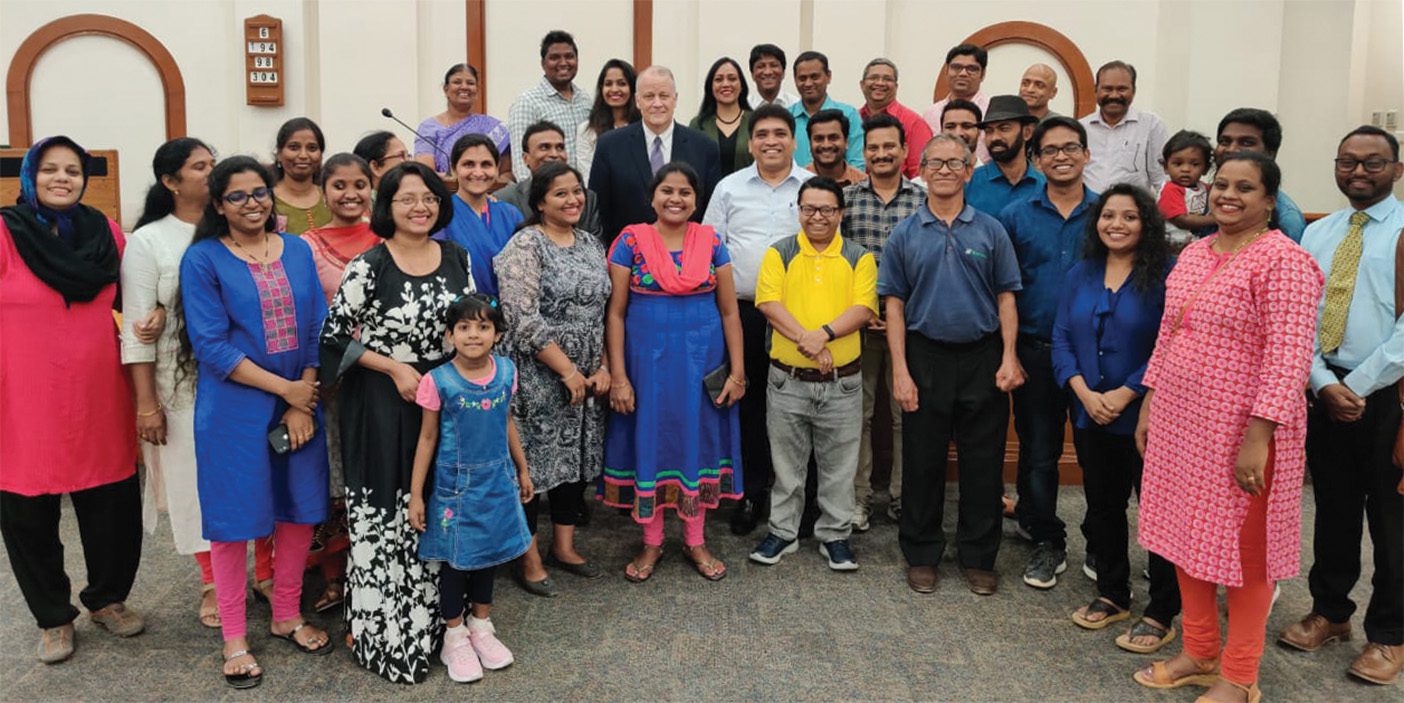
left=822, top=324, right=836, bottom=341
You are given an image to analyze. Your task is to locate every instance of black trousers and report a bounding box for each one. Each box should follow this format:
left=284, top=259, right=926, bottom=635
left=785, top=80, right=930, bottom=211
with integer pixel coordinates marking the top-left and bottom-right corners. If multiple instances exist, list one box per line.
left=898, top=333, right=1008, bottom=570
left=1306, top=381, right=1403, bottom=645
left=0, top=474, right=143, bottom=629
left=1073, top=429, right=1180, bottom=625
left=1011, top=337, right=1069, bottom=549
left=737, top=300, right=774, bottom=500
left=523, top=480, right=584, bottom=536
left=440, top=565, right=497, bottom=617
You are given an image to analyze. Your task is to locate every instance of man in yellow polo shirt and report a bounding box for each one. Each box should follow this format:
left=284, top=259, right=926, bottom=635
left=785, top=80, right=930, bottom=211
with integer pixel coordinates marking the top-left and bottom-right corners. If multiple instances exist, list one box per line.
left=748, top=177, right=878, bottom=571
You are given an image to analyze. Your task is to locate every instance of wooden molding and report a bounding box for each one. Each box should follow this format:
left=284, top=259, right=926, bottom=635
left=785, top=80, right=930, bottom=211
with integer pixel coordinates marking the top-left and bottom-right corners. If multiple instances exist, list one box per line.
left=934, top=20, right=1096, bottom=119
left=466, top=0, right=487, bottom=113
left=6, top=14, right=187, bottom=146
left=633, top=0, right=653, bottom=69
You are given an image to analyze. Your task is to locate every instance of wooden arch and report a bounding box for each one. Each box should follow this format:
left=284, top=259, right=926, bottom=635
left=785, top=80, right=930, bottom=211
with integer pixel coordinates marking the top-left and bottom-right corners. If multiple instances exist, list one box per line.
left=934, top=20, right=1096, bottom=118
left=6, top=14, right=187, bottom=146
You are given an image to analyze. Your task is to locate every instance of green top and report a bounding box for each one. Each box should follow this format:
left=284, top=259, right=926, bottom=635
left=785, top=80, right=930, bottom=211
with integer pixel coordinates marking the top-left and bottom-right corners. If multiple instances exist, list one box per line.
left=689, top=110, right=754, bottom=176
left=274, top=195, right=333, bottom=235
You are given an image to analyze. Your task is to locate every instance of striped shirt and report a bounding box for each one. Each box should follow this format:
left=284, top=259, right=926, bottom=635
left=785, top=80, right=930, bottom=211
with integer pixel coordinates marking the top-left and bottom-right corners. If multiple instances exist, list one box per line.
left=506, top=77, right=592, bottom=180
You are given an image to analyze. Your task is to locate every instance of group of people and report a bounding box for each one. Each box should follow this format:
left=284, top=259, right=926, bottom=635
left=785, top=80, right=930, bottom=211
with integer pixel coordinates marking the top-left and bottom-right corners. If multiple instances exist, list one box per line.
left=0, top=26, right=1400, bottom=702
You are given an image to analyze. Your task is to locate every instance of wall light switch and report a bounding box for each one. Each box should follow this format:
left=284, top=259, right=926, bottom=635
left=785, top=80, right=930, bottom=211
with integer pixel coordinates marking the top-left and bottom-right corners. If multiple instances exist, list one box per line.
left=1386, top=110, right=1399, bottom=131
left=1372, top=111, right=1384, bottom=127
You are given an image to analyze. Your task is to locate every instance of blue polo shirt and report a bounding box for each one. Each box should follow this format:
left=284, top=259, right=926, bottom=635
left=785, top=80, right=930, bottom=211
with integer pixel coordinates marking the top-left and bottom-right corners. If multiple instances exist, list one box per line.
left=877, top=203, right=1022, bottom=343
left=999, top=185, right=1099, bottom=339
left=966, top=160, right=1044, bottom=217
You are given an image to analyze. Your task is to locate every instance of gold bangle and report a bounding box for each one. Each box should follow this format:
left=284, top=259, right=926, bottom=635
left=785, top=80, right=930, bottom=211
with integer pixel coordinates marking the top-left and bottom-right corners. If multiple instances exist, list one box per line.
left=727, top=375, right=747, bottom=387
left=562, top=367, right=581, bottom=382
left=137, top=404, right=164, bottom=418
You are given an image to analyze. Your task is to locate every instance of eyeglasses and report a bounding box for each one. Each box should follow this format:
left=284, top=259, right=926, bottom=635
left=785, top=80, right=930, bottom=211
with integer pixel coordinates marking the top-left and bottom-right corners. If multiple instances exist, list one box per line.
left=920, top=157, right=968, bottom=172
left=948, top=63, right=982, bottom=75
left=1333, top=157, right=1396, bottom=173
left=864, top=74, right=897, bottom=84
left=1037, top=144, right=1085, bottom=158
left=392, top=194, right=441, bottom=208
left=382, top=151, right=409, bottom=163
left=799, top=205, right=840, bottom=218
left=222, top=187, right=272, bottom=205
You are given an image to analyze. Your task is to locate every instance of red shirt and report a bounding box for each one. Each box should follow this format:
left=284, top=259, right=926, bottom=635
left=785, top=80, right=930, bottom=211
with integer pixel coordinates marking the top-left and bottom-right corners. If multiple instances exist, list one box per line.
left=861, top=99, right=934, bottom=179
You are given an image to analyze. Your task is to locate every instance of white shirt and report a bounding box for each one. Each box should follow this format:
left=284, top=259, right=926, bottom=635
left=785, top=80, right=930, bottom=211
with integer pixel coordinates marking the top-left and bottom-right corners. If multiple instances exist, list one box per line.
left=1080, top=106, right=1169, bottom=194
left=576, top=122, right=599, bottom=185
left=749, top=90, right=801, bottom=110
left=702, top=162, right=813, bottom=298
left=643, top=121, right=675, bottom=165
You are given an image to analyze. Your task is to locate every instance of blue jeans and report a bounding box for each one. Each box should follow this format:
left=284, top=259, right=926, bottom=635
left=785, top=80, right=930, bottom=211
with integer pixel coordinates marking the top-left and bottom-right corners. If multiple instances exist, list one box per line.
left=1012, top=336, right=1067, bottom=549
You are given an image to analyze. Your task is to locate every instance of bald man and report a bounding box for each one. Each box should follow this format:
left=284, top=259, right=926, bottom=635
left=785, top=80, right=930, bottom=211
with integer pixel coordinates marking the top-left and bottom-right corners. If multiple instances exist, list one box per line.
left=1019, top=64, right=1060, bottom=123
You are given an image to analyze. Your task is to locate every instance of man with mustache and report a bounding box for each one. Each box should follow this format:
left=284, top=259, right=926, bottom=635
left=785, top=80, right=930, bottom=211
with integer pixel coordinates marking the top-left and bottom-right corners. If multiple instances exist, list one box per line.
left=498, top=120, right=603, bottom=241
left=805, top=110, right=867, bottom=186
left=507, top=30, right=592, bottom=180
left=858, top=58, right=931, bottom=178
left=998, top=116, right=1100, bottom=591
left=966, top=95, right=1044, bottom=217
left=1019, top=64, right=1060, bottom=123
left=1281, top=125, right=1404, bottom=686
left=1079, top=61, right=1167, bottom=194
left=748, top=44, right=799, bottom=110
left=789, top=51, right=865, bottom=169
left=1214, top=108, right=1308, bottom=243
left=922, top=44, right=992, bottom=163
left=939, top=100, right=984, bottom=167
left=842, top=114, right=925, bottom=532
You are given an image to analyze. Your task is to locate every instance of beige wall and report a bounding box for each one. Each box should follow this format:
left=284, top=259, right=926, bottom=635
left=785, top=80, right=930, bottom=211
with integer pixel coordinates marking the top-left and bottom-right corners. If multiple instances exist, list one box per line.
left=3, top=0, right=1401, bottom=229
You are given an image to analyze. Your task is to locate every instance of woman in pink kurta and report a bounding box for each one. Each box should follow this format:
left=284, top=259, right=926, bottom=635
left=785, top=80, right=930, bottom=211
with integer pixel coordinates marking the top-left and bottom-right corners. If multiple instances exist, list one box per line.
left=0, top=136, right=145, bottom=663
left=1133, top=153, right=1323, bottom=702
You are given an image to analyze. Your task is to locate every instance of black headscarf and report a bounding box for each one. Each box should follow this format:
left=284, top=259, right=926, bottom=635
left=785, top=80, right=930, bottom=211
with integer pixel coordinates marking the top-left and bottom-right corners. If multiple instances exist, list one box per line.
left=0, top=136, right=119, bottom=305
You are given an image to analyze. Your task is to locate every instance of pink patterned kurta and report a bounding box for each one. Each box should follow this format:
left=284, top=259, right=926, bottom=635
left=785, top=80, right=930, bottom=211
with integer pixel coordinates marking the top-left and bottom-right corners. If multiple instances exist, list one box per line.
left=1138, top=231, right=1323, bottom=586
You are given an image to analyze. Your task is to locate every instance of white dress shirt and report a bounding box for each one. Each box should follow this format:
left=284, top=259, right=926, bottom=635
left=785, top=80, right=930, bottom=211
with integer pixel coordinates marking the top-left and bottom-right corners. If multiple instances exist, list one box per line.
left=701, top=162, right=813, bottom=298
left=643, top=121, right=675, bottom=165
left=1079, top=106, right=1169, bottom=194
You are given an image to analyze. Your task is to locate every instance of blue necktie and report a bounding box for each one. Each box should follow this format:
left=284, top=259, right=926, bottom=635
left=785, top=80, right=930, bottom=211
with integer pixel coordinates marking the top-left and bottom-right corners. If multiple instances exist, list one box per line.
left=649, top=136, right=664, bottom=175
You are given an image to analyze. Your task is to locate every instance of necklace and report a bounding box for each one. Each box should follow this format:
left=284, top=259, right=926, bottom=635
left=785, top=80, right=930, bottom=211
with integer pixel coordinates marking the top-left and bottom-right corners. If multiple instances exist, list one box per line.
left=1212, top=225, right=1270, bottom=255
left=230, top=233, right=271, bottom=269
left=716, top=109, right=742, bottom=125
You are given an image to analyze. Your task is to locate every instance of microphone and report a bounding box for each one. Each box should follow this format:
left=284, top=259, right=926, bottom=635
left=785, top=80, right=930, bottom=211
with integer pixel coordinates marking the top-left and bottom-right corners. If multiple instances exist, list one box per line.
left=381, top=107, right=450, bottom=161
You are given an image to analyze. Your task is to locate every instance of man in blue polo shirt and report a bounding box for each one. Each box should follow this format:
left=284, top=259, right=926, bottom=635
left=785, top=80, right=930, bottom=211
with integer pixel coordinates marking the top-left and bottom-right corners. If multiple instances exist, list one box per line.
left=998, top=115, right=1099, bottom=591
left=880, top=134, right=1024, bottom=596
left=966, top=95, right=1043, bottom=217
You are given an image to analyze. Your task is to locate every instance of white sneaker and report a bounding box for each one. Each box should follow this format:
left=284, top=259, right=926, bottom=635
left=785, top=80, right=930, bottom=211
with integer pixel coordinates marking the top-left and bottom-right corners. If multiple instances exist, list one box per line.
left=440, top=627, right=483, bottom=683
left=853, top=504, right=871, bottom=533
left=468, top=618, right=514, bottom=670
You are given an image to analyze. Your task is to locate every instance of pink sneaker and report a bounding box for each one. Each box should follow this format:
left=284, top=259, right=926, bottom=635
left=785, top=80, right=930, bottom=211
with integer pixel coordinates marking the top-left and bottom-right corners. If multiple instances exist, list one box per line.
left=468, top=622, right=514, bottom=670
left=440, top=629, right=483, bottom=683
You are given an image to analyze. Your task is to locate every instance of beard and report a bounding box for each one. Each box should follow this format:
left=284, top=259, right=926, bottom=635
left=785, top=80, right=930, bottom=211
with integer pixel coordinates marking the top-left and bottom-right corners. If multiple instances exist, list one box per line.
left=989, top=136, right=1026, bottom=164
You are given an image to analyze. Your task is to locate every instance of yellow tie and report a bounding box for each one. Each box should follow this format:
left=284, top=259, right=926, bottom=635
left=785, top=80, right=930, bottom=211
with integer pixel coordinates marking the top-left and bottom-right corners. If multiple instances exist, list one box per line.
left=1318, top=210, right=1371, bottom=354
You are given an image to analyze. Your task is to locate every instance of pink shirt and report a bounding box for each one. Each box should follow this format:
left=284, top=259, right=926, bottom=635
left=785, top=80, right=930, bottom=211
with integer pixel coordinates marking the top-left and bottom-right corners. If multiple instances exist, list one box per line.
left=921, top=92, right=991, bottom=163
left=1, top=218, right=137, bottom=495
left=416, top=357, right=518, bottom=410
left=1137, top=232, right=1323, bottom=586
left=861, top=99, right=934, bottom=178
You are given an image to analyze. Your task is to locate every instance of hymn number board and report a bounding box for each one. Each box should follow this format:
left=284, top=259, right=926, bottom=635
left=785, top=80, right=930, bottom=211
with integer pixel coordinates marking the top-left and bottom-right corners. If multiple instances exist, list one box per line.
left=244, top=15, right=284, bottom=106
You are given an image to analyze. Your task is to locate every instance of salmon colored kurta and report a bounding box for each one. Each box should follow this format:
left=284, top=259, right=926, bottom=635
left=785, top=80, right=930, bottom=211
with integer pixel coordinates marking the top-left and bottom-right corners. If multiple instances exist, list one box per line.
left=1138, top=231, right=1323, bottom=587
left=0, top=218, right=137, bottom=496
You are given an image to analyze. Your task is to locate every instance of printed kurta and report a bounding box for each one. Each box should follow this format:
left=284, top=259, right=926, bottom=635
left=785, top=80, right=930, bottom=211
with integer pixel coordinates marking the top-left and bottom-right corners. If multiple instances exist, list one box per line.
left=1138, top=231, right=1323, bottom=586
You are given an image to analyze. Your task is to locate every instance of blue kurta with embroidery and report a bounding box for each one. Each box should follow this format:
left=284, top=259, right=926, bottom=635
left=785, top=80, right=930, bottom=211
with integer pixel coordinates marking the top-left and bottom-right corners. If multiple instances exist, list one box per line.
left=180, top=234, right=330, bottom=541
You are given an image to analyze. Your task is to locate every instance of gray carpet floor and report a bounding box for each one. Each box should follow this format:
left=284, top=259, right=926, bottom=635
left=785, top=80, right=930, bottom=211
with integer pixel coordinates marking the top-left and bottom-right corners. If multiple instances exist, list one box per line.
left=0, top=485, right=1391, bottom=702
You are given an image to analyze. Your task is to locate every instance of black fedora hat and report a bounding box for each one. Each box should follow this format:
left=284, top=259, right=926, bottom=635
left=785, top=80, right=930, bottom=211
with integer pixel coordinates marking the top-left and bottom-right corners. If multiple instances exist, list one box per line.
left=979, top=95, right=1037, bottom=126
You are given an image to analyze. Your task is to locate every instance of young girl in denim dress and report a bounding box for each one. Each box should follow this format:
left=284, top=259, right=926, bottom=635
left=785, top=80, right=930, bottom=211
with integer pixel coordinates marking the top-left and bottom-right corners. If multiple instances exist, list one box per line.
left=408, top=295, right=533, bottom=683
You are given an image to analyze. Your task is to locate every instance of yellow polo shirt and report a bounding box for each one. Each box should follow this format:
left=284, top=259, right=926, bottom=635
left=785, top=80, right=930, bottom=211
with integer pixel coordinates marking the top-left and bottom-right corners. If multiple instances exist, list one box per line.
left=754, top=230, right=878, bottom=368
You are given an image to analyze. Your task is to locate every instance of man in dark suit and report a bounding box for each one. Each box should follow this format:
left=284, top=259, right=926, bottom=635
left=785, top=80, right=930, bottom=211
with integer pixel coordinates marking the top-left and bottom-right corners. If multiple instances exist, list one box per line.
left=589, top=65, right=722, bottom=243
left=497, top=120, right=603, bottom=241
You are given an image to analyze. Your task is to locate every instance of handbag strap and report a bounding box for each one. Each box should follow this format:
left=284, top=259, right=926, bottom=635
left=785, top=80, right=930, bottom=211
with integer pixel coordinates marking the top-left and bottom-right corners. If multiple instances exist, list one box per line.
left=1170, top=232, right=1266, bottom=337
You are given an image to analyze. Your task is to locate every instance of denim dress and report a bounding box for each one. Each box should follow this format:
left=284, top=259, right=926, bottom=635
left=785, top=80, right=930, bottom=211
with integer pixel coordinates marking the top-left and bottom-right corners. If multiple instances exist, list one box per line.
left=417, top=356, right=532, bottom=571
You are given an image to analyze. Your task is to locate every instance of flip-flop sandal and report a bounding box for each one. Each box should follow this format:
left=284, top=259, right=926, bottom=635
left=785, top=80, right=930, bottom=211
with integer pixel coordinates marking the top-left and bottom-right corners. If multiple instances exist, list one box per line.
left=1132, top=656, right=1218, bottom=689
left=624, top=548, right=663, bottom=583
left=271, top=622, right=334, bottom=656
left=1116, top=618, right=1178, bottom=654
left=683, top=545, right=727, bottom=582
left=1072, top=597, right=1131, bottom=630
left=199, top=584, right=221, bottom=629
left=223, top=649, right=263, bottom=689
left=313, top=580, right=344, bottom=613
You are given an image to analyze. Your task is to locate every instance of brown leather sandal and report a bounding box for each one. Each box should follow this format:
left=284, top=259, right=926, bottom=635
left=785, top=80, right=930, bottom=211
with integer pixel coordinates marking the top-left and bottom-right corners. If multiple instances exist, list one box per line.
left=199, top=584, right=221, bottom=629
left=1133, top=654, right=1219, bottom=689
left=1195, top=678, right=1261, bottom=703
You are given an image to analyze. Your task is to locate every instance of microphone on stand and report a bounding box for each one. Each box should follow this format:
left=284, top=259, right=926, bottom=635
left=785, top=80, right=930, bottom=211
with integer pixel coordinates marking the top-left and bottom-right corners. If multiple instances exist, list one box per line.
left=381, top=107, right=450, bottom=162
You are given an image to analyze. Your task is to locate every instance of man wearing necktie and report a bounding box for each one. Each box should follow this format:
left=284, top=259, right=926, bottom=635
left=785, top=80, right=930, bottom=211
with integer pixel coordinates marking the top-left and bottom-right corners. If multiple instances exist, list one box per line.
left=1280, top=125, right=1404, bottom=687
left=589, top=65, right=722, bottom=244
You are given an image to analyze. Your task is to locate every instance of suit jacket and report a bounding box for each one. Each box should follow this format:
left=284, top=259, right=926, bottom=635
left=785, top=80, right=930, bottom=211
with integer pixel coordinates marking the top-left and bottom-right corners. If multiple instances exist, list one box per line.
left=588, top=121, right=722, bottom=244
left=496, top=176, right=603, bottom=242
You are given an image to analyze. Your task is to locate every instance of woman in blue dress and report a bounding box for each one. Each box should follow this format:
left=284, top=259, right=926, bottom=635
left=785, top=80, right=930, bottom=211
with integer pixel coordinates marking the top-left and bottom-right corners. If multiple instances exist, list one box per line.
left=603, top=163, right=746, bottom=582
left=434, top=133, right=523, bottom=297
left=179, top=156, right=332, bottom=688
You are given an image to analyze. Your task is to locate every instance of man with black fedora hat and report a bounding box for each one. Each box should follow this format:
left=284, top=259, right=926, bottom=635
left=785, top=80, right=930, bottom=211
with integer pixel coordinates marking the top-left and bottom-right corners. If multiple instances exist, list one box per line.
left=966, top=95, right=1044, bottom=217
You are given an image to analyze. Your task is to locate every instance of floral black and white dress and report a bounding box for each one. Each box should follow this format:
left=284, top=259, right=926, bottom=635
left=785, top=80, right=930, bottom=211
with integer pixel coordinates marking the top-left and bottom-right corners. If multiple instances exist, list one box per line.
left=320, top=241, right=473, bottom=684
left=493, top=226, right=610, bottom=494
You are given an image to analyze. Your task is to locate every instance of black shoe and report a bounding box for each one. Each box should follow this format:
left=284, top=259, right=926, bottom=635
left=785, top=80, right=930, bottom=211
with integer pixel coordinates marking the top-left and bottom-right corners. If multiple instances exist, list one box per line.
left=730, top=497, right=767, bottom=536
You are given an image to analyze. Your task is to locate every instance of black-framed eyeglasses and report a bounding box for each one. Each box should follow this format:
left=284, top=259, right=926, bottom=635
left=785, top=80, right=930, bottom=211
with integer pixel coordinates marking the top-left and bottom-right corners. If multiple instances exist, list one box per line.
left=799, top=205, right=840, bottom=218
left=920, top=157, right=968, bottom=172
left=1037, top=144, right=1085, bottom=158
left=1333, top=157, right=1396, bottom=174
left=222, top=187, right=272, bottom=205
